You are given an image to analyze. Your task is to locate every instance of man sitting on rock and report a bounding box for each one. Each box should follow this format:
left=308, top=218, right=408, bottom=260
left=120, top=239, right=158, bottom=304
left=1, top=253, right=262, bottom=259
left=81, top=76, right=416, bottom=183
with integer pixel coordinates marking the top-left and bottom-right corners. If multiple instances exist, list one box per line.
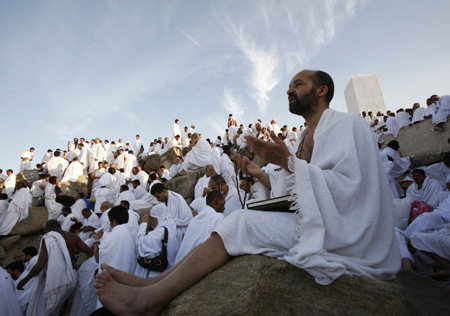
left=178, top=133, right=213, bottom=175
left=406, top=169, right=444, bottom=208
left=0, top=181, right=32, bottom=236
left=94, top=70, right=400, bottom=315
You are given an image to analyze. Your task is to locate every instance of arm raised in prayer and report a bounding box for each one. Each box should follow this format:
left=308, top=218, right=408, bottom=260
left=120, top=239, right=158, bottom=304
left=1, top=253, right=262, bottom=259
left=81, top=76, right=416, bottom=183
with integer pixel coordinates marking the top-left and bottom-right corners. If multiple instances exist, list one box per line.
left=245, top=131, right=291, bottom=173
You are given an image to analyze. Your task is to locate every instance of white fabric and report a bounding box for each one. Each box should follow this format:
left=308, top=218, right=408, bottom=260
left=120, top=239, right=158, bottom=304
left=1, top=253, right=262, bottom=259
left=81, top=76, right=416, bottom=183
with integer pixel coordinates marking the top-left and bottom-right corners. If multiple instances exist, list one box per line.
left=216, top=109, right=400, bottom=285
left=181, top=138, right=212, bottom=172
left=45, top=184, right=63, bottom=220
left=394, top=111, right=411, bottom=133
left=194, top=174, right=211, bottom=199
left=406, top=176, right=443, bottom=208
left=173, top=123, right=181, bottom=138
left=78, top=148, right=89, bottom=169
left=412, top=107, right=426, bottom=124
left=133, top=185, right=148, bottom=200
left=175, top=205, right=225, bottom=264
left=135, top=204, right=179, bottom=278
left=222, top=186, right=243, bottom=217
left=432, top=95, right=450, bottom=125
left=79, top=212, right=100, bottom=241
left=20, top=150, right=34, bottom=171
left=94, top=172, right=115, bottom=213
left=30, top=179, right=47, bottom=198
left=131, top=191, right=158, bottom=210
left=405, top=194, right=450, bottom=237
left=89, top=143, right=104, bottom=173
left=423, top=162, right=450, bottom=189
left=0, top=187, right=32, bottom=235
left=0, top=199, right=8, bottom=217
left=384, top=116, right=398, bottom=137
left=71, top=198, right=87, bottom=219
left=4, top=173, right=16, bottom=199
left=15, top=255, right=38, bottom=313
left=220, top=153, right=236, bottom=188
left=61, top=161, right=84, bottom=182
left=380, top=147, right=410, bottom=178
left=160, top=191, right=193, bottom=242
left=0, top=267, right=23, bottom=316
left=26, top=231, right=76, bottom=316
left=169, top=163, right=183, bottom=178
left=410, top=226, right=450, bottom=261
left=133, top=138, right=142, bottom=156
left=46, top=157, right=69, bottom=182
left=115, top=190, right=135, bottom=205
left=69, top=256, right=97, bottom=316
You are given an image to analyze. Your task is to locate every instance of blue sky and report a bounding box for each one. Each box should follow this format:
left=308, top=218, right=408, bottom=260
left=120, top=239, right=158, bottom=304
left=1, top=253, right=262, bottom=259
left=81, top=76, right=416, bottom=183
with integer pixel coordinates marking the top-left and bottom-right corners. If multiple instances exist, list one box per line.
left=1, top=0, right=449, bottom=172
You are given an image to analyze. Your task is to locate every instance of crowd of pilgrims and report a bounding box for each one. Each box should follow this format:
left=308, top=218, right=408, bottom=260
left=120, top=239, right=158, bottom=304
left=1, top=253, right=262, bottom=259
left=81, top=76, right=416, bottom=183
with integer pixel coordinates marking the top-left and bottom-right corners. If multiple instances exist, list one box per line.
left=0, top=94, right=450, bottom=315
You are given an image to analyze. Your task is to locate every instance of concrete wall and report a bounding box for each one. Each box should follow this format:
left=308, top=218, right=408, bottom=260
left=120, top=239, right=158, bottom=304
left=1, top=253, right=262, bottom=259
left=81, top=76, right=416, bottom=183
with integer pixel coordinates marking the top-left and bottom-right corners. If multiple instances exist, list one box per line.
left=345, top=74, right=387, bottom=115
left=381, top=118, right=450, bottom=167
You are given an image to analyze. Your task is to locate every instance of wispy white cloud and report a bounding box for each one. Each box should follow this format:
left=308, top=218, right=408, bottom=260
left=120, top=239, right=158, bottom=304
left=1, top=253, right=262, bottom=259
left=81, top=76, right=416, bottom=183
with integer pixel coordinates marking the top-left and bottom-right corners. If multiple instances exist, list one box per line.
left=179, top=29, right=208, bottom=52
left=221, top=88, right=244, bottom=122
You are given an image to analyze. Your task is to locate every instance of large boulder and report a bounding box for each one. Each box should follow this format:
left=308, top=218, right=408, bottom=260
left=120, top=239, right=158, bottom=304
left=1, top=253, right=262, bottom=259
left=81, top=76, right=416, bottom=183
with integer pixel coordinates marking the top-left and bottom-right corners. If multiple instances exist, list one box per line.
left=0, top=233, right=41, bottom=267
left=16, top=170, right=40, bottom=187
left=144, top=154, right=161, bottom=173
left=382, top=117, right=450, bottom=167
left=160, top=147, right=182, bottom=169
left=161, top=255, right=450, bottom=316
left=165, top=168, right=205, bottom=200
left=9, top=207, right=48, bottom=236
left=60, top=175, right=89, bottom=198
left=0, top=235, right=21, bottom=251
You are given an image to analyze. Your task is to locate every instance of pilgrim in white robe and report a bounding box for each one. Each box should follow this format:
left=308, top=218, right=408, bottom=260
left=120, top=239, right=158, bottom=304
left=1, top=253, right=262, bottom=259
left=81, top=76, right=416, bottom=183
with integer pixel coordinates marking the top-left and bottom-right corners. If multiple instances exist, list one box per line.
left=181, top=138, right=213, bottom=173
left=41, top=152, right=53, bottom=164
left=15, top=255, right=38, bottom=313
left=3, top=173, right=16, bottom=199
left=190, top=186, right=241, bottom=217
left=214, top=109, right=400, bottom=285
left=0, top=267, right=23, bottom=316
left=379, top=147, right=411, bottom=178
left=169, top=162, right=183, bottom=178
left=380, top=155, right=403, bottom=199
left=412, top=107, right=426, bottom=124
left=94, top=173, right=115, bottom=213
left=406, top=176, right=443, bottom=208
left=115, top=190, right=135, bottom=206
left=26, top=231, right=77, bottom=316
left=220, top=153, right=236, bottom=188
left=0, top=199, right=9, bottom=217
left=131, top=171, right=148, bottom=189
left=163, top=191, right=193, bottom=242
left=394, top=111, right=411, bottom=133
left=78, top=211, right=100, bottom=241
left=46, top=157, right=69, bottom=182
left=424, top=103, right=437, bottom=118
left=45, top=184, right=63, bottom=220
left=68, top=256, right=98, bottom=316
left=173, top=123, right=181, bottom=138
left=97, top=223, right=136, bottom=308
left=89, top=143, right=104, bottom=173
left=133, top=139, right=142, bottom=156
left=78, top=147, right=90, bottom=172
left=61, top=160, right=84, bottom=183
left=134, top=204, right=179, bottom=278
left=384, top=116, right=398, bottom=137
left=211, top=146, right=222, bottom=174
left=91, top=168, right=106, bottom=197
left=20, top=150, right=34, bottom=172
left=0, top=187, right=32, bottom=235
left=124, top=154, right=138, bottom=180
left=175, top=205, right=225, bottom=264
left=114, top=152, right=125, bottom=170
left=432, top=95, right=450, bottom=125
left=194, top=174, right=211, bottom=199
left=131, top=190, right=158, bottom=211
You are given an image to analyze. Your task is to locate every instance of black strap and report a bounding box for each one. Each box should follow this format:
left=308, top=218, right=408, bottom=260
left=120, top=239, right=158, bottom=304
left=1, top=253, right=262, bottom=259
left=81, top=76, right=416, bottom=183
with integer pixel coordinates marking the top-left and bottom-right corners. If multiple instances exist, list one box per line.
left=162, top=227, right=168, bottom=246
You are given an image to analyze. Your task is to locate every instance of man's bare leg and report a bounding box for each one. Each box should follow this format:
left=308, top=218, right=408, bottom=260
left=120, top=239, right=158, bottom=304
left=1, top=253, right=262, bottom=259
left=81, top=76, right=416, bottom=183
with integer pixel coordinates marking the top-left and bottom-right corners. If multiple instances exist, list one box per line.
left=102, top=243, right=203, bottom=287
left=422, top=251, right=450, bottom=280
left=95, top=234, right=231, bottom=315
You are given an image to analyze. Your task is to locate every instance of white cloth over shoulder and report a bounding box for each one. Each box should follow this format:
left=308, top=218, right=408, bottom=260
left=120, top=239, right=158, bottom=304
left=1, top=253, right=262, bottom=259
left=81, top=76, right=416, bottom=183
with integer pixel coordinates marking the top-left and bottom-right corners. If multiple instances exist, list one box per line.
left=181, top=138, right=212, bottom=172
left=61, top=161, right=84, bottom=182
left=0, top=267, right=23, bottom=316
left=175, top=205, right=224, bottom=264
left=27, top=231, right=76, bottom=316
left=0, top=187, right=32, bottom=235
left=406, top=176, right=443, bottom=208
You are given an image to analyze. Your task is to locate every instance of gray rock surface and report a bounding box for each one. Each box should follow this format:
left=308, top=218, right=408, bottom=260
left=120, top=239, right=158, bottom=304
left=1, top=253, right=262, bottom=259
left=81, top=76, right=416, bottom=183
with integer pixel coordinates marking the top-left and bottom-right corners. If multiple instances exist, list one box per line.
left=0, top=235, right=21, bottom=251
left=161, top=255, right=450, bottom=316
left=382, top=117, right=450, bottom=167
left=16, top=170, right=40, bottom=187
left=60, top=175, right=89, bottom=198
left=165, top=168, right=205, bottom=200
left=160, top=147, right=182, bottom=169
left=9, top=207, right=48, bottom=236
left=144, top=154, right=161, bottom=173
left=0, top=234, right=41, bottom=267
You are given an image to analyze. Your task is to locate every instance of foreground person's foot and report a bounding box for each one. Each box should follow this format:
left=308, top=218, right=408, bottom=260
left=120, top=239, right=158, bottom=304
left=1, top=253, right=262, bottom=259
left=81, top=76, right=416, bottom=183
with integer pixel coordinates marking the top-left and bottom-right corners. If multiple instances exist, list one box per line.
left=95, top=270, right=163, bottom=316
left=101, top=263, right=152, bottom=287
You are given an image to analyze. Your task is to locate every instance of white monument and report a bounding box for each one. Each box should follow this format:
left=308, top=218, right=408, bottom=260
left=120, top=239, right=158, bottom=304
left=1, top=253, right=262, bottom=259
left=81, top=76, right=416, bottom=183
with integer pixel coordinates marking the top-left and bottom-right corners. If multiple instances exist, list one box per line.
left=344, top=74, right=386, bottom=115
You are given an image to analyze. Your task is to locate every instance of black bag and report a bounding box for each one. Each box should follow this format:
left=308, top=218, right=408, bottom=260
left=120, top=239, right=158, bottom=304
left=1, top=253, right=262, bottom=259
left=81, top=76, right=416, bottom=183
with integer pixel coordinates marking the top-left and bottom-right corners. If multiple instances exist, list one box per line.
left=137, top=227, right=168, bottom=272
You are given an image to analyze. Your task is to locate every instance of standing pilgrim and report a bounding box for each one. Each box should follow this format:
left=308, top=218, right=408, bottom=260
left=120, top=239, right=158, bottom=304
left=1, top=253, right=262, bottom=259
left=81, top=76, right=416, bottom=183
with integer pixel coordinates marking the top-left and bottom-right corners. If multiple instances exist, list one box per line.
left=20, top=147, right=35, bottom=172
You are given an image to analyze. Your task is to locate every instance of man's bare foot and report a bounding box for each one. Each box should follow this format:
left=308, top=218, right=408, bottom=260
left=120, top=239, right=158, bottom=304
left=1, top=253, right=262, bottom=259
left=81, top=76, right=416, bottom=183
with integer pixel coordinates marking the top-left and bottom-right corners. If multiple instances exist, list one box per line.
left=95, top=270, right=163, bottom=316
left=101, top=263, right=155, bottom=287
left=430, top=268, right=450, bottom=280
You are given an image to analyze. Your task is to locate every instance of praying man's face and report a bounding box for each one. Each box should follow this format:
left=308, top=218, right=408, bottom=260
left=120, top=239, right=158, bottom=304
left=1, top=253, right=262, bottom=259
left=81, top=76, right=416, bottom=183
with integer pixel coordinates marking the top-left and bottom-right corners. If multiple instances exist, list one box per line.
left=287, top=70, right=319, bottom=117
